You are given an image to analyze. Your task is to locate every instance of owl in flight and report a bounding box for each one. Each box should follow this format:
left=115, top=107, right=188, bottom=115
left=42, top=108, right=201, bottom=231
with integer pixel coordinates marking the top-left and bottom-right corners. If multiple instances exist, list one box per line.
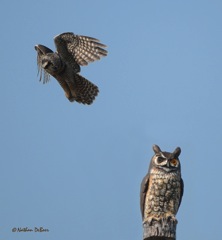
left=35, top=32, right=108, bottom=104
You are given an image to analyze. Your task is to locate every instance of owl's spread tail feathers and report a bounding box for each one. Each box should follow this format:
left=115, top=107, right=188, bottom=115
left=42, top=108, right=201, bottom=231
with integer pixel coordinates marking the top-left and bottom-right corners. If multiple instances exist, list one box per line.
left=68, top=74, right=99, bottom=105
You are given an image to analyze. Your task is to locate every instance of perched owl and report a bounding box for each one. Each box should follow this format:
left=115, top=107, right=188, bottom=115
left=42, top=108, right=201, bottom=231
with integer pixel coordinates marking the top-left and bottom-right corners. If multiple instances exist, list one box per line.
left=140, top=145, right=184, bottom=225
left=35, top=32, right=108, bottom=104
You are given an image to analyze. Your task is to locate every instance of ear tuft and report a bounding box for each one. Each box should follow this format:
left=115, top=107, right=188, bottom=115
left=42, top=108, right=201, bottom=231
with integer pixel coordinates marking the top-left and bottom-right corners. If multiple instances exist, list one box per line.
left=173, top=147, right=181, bottom=158
left=152, top=144, right=161, bottom=154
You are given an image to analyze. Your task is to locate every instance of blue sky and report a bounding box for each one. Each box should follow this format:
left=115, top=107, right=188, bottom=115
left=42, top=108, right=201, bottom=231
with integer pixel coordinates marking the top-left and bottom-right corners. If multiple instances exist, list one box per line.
left=1, top=0, right=222, bottom=239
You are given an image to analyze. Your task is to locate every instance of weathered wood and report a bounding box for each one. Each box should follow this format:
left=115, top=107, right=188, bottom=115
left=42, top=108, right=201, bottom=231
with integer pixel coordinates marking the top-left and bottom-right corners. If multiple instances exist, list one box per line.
left=143, top=217, right=177, bottom=240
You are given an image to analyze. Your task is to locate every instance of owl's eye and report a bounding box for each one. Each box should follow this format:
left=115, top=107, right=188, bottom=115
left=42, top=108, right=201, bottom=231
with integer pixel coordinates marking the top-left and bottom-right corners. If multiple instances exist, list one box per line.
left=42, top=61, right=49, bottom=69
left=170, top=159, right=179, bottom=167
left=154, top=156, right=167, bottom=166
left=157, top=157, right=165, bottom=163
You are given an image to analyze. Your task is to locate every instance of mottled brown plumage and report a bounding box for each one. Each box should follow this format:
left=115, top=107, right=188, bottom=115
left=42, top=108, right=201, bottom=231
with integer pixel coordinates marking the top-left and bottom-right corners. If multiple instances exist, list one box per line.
left=35, top=32, right=108, bottom=105
left=140, top=145, right=183, bottom=225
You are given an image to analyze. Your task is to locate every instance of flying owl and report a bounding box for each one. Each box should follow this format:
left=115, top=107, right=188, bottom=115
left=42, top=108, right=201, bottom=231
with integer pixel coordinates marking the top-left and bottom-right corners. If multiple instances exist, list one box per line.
left=35, top=32, right=108, bottom=104
left=140, top=145, right=184, bottom=225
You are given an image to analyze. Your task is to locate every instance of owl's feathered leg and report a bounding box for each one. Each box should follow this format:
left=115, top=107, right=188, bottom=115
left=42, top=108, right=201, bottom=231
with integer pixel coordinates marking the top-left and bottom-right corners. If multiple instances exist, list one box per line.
left=57, top=80, right=73, bottom=101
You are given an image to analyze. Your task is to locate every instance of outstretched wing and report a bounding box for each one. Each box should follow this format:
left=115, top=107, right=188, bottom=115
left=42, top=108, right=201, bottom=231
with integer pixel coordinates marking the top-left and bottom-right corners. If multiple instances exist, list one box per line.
left=140, top=173, right=150, bottom=220
left=35, top=44, right=53, bottom=84
left=54, top=32, right=107, bottom=67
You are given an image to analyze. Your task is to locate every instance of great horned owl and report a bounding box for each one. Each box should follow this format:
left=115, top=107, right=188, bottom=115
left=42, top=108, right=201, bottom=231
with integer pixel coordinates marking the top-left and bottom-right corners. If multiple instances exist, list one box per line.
left=140, top=145, right=184, bottom=224
left=35, top=32, right=108, bottom=105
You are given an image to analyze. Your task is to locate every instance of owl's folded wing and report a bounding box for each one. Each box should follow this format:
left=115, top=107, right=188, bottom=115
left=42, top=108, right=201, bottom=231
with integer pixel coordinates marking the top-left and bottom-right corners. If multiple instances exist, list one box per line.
left=140, top=173, right=150, bottom=220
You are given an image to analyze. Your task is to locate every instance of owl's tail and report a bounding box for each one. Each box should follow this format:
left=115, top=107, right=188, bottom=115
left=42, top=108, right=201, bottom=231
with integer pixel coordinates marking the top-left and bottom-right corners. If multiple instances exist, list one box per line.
left=68, top=74, right=99, bottom=105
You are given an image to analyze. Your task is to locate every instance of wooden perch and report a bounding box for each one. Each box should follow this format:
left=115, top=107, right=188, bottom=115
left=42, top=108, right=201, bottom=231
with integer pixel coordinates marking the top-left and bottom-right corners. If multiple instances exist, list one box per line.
left=143, top=217, right=177, bottom=240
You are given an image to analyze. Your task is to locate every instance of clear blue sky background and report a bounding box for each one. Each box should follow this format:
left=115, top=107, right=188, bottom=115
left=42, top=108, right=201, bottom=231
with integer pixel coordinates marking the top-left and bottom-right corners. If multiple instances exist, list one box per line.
left=1, top=0, right=222, bottom=239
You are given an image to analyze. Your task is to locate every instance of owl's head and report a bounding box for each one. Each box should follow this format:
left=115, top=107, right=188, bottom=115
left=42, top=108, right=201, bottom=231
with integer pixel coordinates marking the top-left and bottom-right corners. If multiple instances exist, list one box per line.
left=150, top=144, right=181, bottom=173
left=41, top=54, right=63, bottom=74
left=35, top=44, right=65, bottom=83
